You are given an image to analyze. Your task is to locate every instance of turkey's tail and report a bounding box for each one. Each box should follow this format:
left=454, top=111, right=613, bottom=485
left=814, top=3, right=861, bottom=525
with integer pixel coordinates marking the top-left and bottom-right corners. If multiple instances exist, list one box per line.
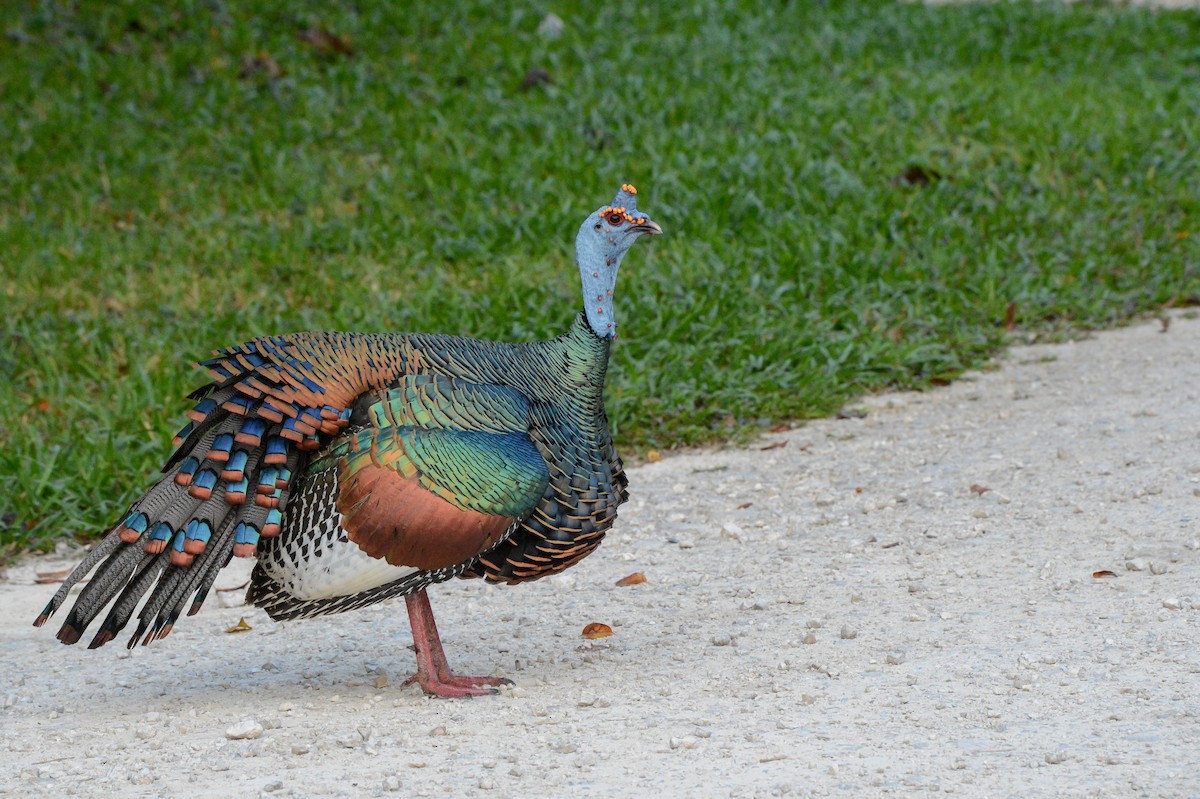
left=32, top=380, right=320, bottom=648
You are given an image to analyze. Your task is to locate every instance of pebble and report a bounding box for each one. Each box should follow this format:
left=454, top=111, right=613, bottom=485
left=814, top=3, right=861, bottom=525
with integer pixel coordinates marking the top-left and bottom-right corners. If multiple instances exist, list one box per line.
left=335, top=731, right=362, bottom=748
left=711, top=635, right=732, bottom=646
left=840, top=626, right=858, bottom=640
left=262, top=780, right=284, bottom=792
left=382, top=776, right=401, bottom=792
left=1162, top=598, right=1182, bottom=610
left=1045, top=750, right=1069, bottom=765
left=886, top=652, right=906, bottom=666
left=1125, top=558, right=1148, bottom=572
left=291, top=744, right=310, bottom=755
left=669, top=736, right=699, bottom=750
left=802, top=632, right=818, bottom=645
left=224, top=719, right=264, bottom=740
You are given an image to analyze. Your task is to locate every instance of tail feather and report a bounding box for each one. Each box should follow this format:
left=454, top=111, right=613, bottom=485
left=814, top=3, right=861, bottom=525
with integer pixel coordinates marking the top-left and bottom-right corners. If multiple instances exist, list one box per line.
left=56, top=547, right=153, bottom=644
left=88, top=556, right=168, bottom=649
left=33, top=532, right=123, bottom=628
left=140, top=513, right=238, bottom=642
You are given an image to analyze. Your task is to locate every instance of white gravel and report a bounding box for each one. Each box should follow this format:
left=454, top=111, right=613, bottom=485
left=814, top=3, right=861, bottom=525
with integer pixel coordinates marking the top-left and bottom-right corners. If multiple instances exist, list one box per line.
left=2, top=313, right=1200, bottom=797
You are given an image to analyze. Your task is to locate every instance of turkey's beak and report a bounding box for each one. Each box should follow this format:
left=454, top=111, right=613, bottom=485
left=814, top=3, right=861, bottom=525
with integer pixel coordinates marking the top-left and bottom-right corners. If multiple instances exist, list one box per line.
left=635, top=220, right=663, bottom=236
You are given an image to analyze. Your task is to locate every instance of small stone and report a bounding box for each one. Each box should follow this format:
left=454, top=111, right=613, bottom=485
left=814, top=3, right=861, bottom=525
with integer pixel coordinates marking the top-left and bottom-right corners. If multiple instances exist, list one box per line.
left=262, top=780, right=284, bottom=793
left=336, top=731, right=362, bottom=748
left=669, top=736, right=698, bottom=750
left=430, top=725, right=448, bottom=737
left=840, top=626, right=858, bottom=640
left=374, top=672, right=389, bottom=690
left=1149, top=562, right=1168, bottom=575
left=291, top=744, right=310, bottom=755
left=802, top=632, right=818, bottom=645
left=383, top=776, right=401, bottom=792
left=1045, top=750, right=1069, bottom=765
left=224, top=719, right=264, bottom=740
left=1125, top=558, right=1148, bottom=572
left=886, top=652, right=906, bottom=666
left=478, top=778, right=496, bottom=790
left=1162, top=598, right=1182, bottom=610
left=801, top=694, right=817, bottom=705
left=805, top=619, right=822, bottom=629
left=711, top=635, right=732, bottom=646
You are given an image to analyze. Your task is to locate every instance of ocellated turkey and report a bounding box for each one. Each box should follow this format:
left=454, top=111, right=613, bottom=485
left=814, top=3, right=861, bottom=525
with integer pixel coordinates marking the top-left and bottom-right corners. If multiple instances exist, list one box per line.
left=33, top=184, right=661, bottom=697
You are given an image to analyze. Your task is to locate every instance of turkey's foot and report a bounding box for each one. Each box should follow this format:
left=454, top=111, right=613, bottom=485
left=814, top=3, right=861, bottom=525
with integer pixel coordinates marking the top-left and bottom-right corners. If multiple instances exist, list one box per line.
left=404, top=670, right=511, bottom=698
left=404, top=588, right=512, bottom=698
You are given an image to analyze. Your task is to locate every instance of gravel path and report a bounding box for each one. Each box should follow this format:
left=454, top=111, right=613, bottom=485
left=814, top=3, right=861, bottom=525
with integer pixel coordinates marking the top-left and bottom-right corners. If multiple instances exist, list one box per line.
left=2, top=313, right=1199, bottom=798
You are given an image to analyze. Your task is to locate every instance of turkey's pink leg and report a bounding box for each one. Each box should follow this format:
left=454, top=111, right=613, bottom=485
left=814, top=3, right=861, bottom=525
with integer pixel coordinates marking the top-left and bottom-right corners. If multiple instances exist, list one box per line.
left=404, top=589, right=511, bottom=698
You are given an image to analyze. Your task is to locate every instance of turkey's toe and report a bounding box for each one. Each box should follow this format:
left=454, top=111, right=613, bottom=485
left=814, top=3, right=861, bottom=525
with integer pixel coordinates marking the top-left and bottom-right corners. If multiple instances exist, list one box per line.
left=408, top=672, right=509, bottom=698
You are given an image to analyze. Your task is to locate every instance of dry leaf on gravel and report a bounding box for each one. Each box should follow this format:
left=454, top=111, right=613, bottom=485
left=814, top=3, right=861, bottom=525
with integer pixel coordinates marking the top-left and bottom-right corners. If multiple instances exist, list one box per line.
left=615, top=572, right=646, bottom=586
left=34, top=569, right=70, bottom=583
left=581, top=623, right=613, bottom=639
left=224, top=618, right=253, bottom=634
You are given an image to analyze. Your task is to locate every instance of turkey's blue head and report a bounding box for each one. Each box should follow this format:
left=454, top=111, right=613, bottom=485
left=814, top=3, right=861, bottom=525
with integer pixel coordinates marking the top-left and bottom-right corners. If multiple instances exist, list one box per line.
left=576, top=184, right=661, bottom=338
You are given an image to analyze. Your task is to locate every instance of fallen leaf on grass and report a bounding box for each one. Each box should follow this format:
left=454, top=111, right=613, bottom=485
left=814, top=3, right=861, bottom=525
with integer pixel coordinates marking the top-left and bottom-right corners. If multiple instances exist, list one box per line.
left=225, top=617, right=253, bottom=634
left=581, top=622, right=613, bottom=639
left=760, top=441, right=787, bottom=451
left=892, top=164, right=942, bottom=187
left=239, top=52, right=282, bottom=80
left=969, top=484, right=990, bottom=495
left=1092, top=570, right=1117, bottom=579
left=298, top=27, right=353, bottom=56
left=646, top=450, right=661, bottom=463
left=520, top=67, right=553, bottom=91
left=615, top=572, right=646, bottom=586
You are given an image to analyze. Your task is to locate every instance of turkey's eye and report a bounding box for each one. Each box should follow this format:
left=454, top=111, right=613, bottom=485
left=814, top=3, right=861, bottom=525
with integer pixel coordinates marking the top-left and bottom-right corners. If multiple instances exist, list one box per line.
left=606, top=212, right=624, bottom=226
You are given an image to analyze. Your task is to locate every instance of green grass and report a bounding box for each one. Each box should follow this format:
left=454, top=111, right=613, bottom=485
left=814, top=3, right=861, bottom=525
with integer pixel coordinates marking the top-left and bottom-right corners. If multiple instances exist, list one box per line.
left=2, top=0, right=1199, bottom=555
